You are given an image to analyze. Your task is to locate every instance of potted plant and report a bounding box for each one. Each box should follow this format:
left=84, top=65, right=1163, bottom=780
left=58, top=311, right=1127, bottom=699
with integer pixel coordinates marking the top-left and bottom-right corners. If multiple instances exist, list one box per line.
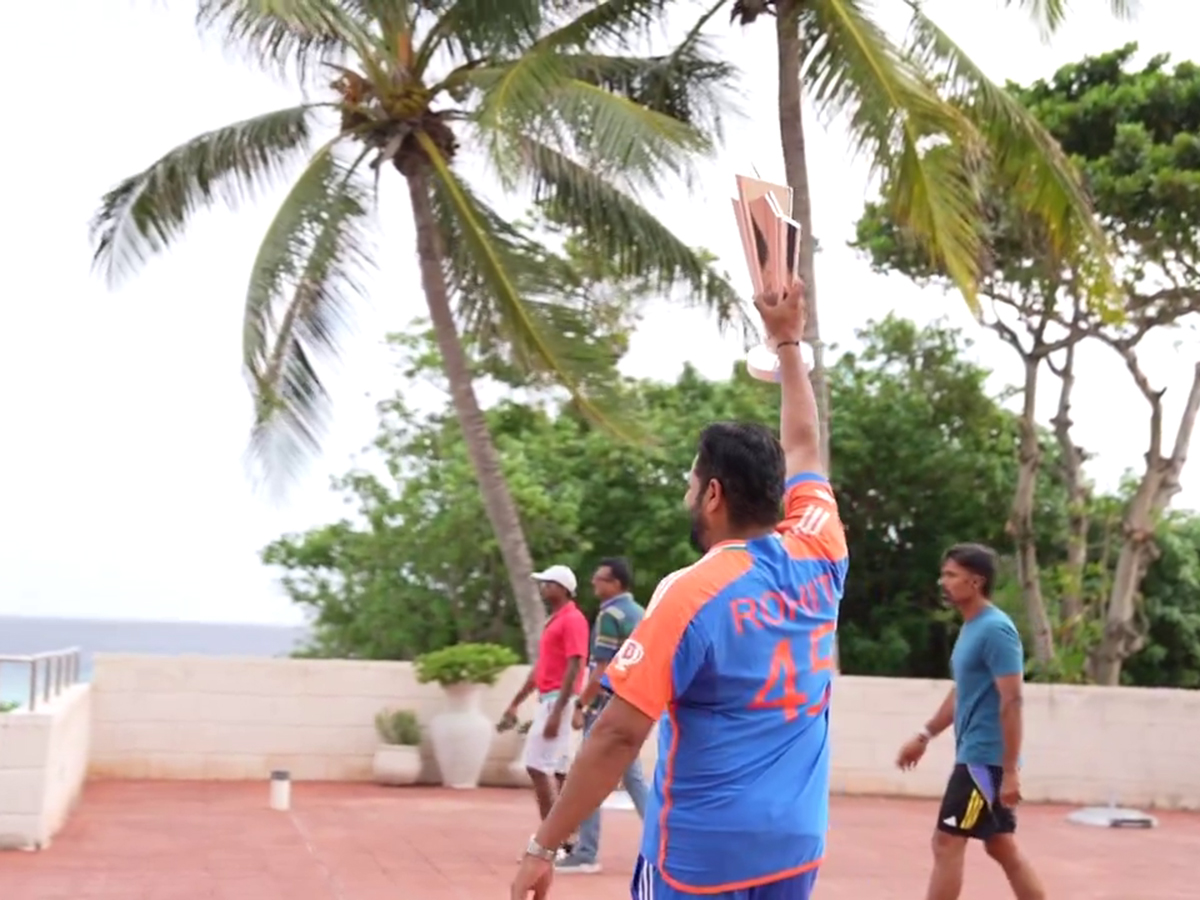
left=415, top=642, right=519, bottom=789
left=372, top=708, right=422, bottom=786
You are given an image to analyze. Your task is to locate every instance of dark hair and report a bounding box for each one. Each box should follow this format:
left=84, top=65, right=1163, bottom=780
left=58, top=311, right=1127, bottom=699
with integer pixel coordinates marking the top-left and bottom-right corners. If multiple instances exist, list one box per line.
left=943, top=543, right=998, bottom=596
left=694, top=422, right=785, bottom=530
left=597, top=557, right=633, bottom=591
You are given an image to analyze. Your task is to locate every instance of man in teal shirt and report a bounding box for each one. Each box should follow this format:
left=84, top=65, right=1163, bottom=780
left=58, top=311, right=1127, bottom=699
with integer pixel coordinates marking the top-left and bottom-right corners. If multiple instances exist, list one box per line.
left=555, top=557, right=647, bottom=875
left=896, top=543, right=1046, bottom=900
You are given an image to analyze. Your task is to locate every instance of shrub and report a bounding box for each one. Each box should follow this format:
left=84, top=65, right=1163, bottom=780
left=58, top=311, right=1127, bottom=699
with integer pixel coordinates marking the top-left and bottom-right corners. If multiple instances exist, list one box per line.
left=375, top=708, right=421, bottom=745
left=414, top=642, right=519, bottom=687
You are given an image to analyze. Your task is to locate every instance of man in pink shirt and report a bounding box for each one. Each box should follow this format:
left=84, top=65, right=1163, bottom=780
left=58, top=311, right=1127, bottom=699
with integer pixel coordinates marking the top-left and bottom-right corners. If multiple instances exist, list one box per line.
left=504, top=565, right=590, bottom=840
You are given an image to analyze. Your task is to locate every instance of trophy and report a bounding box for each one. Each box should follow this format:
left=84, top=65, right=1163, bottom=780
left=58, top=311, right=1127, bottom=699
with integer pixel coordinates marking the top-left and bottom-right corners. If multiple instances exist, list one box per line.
left=731, top=173, right=813, bottom=382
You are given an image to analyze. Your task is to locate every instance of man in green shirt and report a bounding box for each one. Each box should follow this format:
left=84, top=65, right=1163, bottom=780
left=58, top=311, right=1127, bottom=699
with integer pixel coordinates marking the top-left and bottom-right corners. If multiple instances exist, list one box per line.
left=555, top=557, right=647, bottom=875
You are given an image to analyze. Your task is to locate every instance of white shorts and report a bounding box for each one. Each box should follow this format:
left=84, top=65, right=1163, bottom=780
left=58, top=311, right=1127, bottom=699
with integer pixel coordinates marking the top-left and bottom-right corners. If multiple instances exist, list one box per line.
left=522, top=693, right=573, bottom=775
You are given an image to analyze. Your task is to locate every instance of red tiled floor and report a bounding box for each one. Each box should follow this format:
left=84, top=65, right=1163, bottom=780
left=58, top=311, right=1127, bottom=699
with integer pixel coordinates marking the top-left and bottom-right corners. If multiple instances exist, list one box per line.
left=0, top=781, right=1193, bottom=899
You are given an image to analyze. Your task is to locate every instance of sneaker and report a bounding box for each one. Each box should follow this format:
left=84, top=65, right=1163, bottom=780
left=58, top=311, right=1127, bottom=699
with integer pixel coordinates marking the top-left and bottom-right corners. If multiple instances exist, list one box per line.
left=555, top=854, right=601, bottom=875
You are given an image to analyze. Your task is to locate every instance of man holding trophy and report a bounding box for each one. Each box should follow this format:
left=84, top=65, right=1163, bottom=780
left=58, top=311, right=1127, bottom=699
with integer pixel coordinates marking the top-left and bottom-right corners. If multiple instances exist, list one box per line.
left=510, top=177, right=846, bottom=900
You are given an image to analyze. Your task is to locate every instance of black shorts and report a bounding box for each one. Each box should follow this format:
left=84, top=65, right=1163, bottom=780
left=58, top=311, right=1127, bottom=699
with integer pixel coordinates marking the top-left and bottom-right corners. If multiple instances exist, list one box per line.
left=936, top=764, right=1016, bottom=840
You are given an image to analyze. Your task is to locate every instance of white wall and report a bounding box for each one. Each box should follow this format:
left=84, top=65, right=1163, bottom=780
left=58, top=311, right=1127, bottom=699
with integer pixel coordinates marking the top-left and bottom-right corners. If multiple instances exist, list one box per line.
left=88, top=656, right=1200, bottom=810
left=0, top=684, right=92, bottom=850
left=87, top=655, right=558, bottom=785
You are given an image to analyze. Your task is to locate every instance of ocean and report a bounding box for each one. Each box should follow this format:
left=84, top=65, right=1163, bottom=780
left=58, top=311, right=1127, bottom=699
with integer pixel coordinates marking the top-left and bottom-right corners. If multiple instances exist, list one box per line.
left=0, top=615, right=309, bottom=708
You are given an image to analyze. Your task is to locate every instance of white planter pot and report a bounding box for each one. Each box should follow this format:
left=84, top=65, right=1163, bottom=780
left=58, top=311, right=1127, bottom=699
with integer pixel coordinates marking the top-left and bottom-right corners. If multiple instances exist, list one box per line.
left=488, top=727, right=530, bottom=787
left=372, top=744, right=421, bottom=786
left=428, top=683, right=493, bottom=789
left=506, top=731, right=532, bottom=787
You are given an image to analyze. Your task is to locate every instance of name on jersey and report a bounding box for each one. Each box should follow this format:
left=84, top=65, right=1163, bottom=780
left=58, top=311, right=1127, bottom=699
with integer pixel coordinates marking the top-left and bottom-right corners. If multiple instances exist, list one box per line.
left=730, top=571, right=838, bottom=635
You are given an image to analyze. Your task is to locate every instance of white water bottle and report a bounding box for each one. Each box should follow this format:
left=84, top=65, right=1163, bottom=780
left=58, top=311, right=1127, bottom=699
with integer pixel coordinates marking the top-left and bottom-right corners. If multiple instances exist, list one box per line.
left=269, top=770, right=291, bottom=811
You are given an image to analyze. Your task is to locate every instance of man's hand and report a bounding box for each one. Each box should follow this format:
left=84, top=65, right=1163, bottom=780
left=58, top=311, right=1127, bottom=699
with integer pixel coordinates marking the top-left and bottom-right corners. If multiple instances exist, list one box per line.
left=571, top=707, right=585, bottom=731
left=753, top=279, right=806, bottom=346
left=511, top=854, right=553, bottom=899
left=543, top=711, right=562, bottom=740
left=999, top=768, right=1022, bottom=807
left=896, top=736, right=928, bottom=771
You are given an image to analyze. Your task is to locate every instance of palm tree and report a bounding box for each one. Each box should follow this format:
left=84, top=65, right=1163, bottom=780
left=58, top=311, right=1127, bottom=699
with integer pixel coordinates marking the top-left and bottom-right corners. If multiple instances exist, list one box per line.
left=729, top=0, right=1135, bottom=467
left=89, top=0, right=744, bottom=661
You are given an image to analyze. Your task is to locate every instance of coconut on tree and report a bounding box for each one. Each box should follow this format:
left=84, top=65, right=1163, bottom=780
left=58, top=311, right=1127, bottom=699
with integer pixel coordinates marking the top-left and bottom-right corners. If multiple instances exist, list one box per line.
left=89, top=0, right=745, bottom=660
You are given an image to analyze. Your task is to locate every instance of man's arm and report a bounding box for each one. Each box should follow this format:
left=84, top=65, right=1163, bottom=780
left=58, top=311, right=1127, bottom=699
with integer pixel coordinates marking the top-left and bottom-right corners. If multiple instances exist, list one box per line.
left=549, top=611, right=590, bottom=723
left=577, top=662, right=608, bottom=711
left=778, top=335, right=822, bottom=479
left=920, top=687, right=956, bottom=743
left=995, top=675, right=1023, bottom=771
left=984, top=622, right=1026, bottom=771
left=535, top=695, right=651, bottom=849
left=550, top=657, right=582, bottom=724
left=577, top=609, right=622, bottom=711
left=532, top=578, right=707, bottom=851
left=506, top=670, right=536, bottom=715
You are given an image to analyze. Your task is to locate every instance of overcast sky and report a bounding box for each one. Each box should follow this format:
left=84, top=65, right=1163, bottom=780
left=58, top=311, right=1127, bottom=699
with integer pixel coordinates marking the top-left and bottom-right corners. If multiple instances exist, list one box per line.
left=0, top=1, right=1195, bottom=624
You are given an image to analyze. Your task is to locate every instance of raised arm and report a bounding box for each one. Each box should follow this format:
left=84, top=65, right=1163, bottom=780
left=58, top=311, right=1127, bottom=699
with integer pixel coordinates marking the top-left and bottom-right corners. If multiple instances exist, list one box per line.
left=756, top=280, right=822, bottom=478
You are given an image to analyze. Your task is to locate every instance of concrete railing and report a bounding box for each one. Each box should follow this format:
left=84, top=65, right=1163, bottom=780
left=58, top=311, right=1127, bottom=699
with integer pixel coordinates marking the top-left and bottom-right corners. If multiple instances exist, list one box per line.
left=86, top=654, right=1200, bottom=810
left=0, top=649, right=91, bottom=850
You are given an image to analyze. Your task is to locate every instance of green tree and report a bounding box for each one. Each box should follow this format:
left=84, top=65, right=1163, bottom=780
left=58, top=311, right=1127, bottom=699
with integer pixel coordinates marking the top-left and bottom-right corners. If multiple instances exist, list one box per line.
left=1123, top=511, right=1200, bottom=688
left=87, top=0, right=745, bottom=661
left=826, top=316, right=1069, bottom=676
left=854, top=44, right=1200, bottom=683
left=269, top=316, right=1070, bottom=678
left=727, top=0, right=1130, bottom=469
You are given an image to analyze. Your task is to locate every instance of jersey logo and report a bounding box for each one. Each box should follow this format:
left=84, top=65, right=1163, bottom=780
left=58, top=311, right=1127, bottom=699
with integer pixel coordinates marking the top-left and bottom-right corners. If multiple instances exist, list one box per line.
left=611, top=639, right=645, bottom=672
left=942, top=815, right=957, bottom=827
left=789, top=504, right=831, bottom=536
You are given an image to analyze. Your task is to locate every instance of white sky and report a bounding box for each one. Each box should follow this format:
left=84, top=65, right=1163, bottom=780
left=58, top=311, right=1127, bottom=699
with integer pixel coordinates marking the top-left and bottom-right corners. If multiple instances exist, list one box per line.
left=0, top=1, right=1196, bottom=625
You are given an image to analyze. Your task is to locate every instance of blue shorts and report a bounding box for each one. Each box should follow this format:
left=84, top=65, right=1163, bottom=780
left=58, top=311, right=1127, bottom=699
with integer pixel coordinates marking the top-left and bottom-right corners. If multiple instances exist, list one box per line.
left=631, top=854, right=819, bottom=900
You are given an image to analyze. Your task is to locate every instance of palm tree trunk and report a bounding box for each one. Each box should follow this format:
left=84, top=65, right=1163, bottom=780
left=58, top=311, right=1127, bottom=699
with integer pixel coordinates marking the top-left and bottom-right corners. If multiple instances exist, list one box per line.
left=405, top=170, right=546, bottom=661
left=776, top=0, right=830, bottom=471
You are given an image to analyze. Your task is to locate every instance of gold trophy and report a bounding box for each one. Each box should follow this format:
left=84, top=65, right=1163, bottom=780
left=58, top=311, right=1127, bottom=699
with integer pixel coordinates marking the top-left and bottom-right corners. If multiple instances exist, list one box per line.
left=731, top=173, right=813, bottom=381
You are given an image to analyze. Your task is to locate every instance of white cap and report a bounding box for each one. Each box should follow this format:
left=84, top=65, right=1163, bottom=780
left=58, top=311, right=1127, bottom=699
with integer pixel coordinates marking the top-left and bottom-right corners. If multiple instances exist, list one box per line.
left=532, top=564, right=577, bottom=596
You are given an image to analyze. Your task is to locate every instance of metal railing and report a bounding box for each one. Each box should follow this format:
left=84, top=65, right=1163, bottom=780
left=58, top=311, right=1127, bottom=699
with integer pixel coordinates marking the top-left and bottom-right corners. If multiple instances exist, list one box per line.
left=0, top=648, right=83, bottom=711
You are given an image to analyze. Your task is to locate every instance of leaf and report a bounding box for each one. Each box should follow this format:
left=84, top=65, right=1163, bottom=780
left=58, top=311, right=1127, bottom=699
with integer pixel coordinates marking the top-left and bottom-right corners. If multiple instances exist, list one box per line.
left=550, top=33, right=736, bottom=142
left=89, top=104, right=318, bottom=286
left=802, top=0, right=983, bottom=309
left=242, top=145, right=376, bottom=493
left=418, top=131, right=642, bottom=437
left=511, top=137, right=752, bottom=336
left=903, top=4, right=1118, bottom=310
left=415, top=0, right=544, bottom=70
left=196, top=0, right=380, bottom=83
left=1003, top=0, right=1139, bottom=39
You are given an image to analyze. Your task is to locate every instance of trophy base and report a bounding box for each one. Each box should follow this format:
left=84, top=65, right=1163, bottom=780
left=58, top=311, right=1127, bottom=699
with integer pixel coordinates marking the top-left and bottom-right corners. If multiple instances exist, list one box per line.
left=746, top=343, right=813, bottom=382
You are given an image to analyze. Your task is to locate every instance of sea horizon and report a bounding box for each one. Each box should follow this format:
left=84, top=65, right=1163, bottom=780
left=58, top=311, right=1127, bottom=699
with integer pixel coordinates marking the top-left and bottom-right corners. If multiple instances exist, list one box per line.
left=0, top=614, right=310, bottom=707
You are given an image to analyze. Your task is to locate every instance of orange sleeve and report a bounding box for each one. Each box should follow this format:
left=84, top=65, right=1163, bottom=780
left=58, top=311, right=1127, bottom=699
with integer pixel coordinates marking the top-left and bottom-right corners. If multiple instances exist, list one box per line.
left=777, top=472, right=847, bottom=561
left=606, top=567, right=712, bottom=721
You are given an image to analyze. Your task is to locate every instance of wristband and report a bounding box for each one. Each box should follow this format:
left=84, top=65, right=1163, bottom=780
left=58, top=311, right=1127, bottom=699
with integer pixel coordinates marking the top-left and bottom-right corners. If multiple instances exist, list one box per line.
left=917, top=726, right=933, bottom=742
left=525, top=836, right=558, bottom=861
left=775, top=340, right=802, bottom=348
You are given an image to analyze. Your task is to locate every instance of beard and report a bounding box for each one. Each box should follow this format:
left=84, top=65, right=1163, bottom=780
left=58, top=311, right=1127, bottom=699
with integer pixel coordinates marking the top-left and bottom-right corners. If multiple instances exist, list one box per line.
left=688, top=503, right=709, bottom=554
